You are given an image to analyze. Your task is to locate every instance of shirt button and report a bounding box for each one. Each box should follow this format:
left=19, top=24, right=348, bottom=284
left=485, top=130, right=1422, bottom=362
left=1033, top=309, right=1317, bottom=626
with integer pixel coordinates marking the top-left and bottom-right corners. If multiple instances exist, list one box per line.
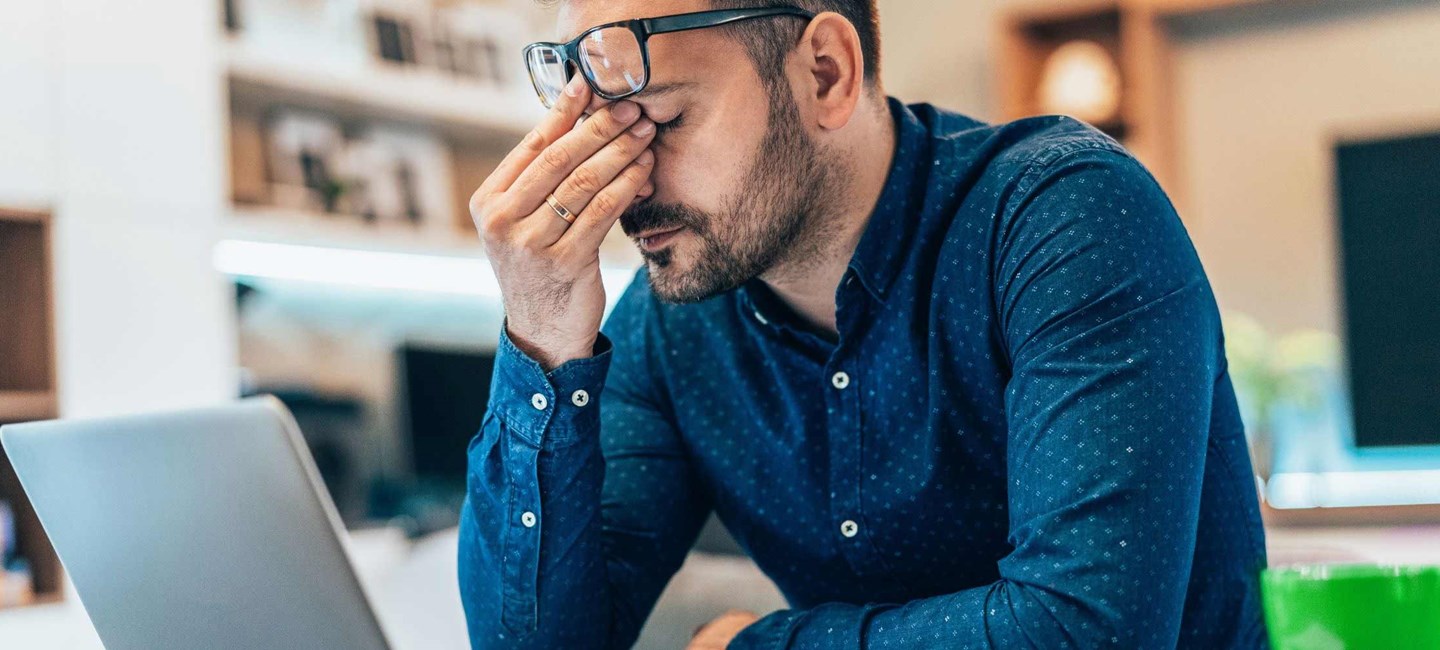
left=571, top=389, right=590, bottom=407
left=530, top=393, right=548, bottom=410
left=831, top=371, right=851, bottom=389
left=840, top=519, right=859, bottom=538
left=521, top=511, right=537, bottom=528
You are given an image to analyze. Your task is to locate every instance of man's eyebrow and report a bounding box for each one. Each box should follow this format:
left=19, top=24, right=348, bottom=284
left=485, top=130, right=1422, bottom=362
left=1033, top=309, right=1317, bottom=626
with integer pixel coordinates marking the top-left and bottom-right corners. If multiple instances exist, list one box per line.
left=635, top=81, right=694, bottom=99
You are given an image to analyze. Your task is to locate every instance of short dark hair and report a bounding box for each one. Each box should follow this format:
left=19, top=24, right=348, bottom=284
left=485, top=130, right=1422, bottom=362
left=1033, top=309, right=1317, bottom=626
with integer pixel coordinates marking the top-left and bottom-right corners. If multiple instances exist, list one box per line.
left=710, top=0, right=881, bottom=86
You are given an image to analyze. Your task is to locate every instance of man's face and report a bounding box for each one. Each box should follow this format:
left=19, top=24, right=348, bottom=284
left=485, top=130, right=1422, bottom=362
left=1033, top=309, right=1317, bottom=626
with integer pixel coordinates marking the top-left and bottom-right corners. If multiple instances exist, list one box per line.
left=557, top=0, right=838, bottom=303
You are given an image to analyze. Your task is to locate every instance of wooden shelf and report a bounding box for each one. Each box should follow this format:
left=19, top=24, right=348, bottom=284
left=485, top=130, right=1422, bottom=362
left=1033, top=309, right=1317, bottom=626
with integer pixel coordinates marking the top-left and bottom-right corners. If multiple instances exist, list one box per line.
left=1263, top=501, right=1440, bottom=527
left=0, top=391, right=57, bottom=424
left=996, top=0, right=1275, bottom=215
left=0, top=206, right=61, bottom=608
left=0, top=209, right=55, bottom=396
left=224, top=37, right=544, bottom=145
left=0, top=209, right=48, bottom=225
left=0, top=569, right=64, bottom=610
left=224, top=205, right=485, bottom=257
left=1145, top=0, right=1268, bottom=16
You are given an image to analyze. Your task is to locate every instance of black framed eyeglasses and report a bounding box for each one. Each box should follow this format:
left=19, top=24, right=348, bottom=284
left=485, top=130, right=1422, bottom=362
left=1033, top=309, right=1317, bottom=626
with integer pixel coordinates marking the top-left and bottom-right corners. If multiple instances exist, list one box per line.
left=522, top=7, right=817, bottom=108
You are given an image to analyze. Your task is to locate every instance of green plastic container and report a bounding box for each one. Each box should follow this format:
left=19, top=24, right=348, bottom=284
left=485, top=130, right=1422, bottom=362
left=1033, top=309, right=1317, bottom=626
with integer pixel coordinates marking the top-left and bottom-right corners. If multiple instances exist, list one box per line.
left=1262, top=564, right=1440, bottom=650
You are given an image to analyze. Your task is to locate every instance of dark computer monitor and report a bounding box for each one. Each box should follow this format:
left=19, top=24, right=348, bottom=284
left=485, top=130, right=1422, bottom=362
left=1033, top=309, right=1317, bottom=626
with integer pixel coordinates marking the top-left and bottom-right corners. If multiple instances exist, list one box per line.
left=1335, top=129, right=1440, bottom=447
left=399, top=344, right=496, bottom=484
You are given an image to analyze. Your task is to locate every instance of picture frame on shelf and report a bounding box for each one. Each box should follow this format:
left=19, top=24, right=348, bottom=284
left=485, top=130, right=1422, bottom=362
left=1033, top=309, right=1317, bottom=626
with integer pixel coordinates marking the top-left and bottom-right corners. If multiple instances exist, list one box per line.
left=364, top=0, right=434, bottom=67
left=432, top=4, right=529, bottom=88
left=255, top=106, right=461, bottom=232
left=265, top=110, right=350, bottom=215
left=346, top=125, right=456, bottom=231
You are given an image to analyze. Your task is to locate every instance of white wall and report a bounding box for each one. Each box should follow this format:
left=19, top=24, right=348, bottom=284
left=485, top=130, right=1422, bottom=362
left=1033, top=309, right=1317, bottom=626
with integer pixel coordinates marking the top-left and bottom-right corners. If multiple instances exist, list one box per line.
left=51, top=0, right=237, bottom=417
left=0, top=0, right=238, bottom=417
left=0, top=2, right=60, bottom=207
left=1173, top=1, right=1440, bottom=334
left=875, top=0, right=1001, bottom=120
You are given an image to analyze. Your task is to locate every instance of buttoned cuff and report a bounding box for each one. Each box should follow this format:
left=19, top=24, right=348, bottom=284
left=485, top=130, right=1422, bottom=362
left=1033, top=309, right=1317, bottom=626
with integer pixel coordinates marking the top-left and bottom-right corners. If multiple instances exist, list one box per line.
left=489, top=326, right=613, bottom=448
left=730, top=604, right=871, bottom=650
left=729, top=609, right=804, bottom=649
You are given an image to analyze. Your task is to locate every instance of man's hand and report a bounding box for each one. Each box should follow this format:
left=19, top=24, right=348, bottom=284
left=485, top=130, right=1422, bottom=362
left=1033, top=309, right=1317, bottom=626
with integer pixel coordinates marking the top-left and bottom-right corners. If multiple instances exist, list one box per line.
left=686, top=609, right=760, bottom=650
left=470, top=74, right=657, bottom=370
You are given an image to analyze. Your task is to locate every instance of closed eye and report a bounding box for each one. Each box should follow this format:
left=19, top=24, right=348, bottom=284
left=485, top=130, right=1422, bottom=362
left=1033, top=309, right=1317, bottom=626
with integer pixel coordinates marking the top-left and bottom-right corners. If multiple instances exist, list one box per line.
left=654, top=114, right=685, bottom=138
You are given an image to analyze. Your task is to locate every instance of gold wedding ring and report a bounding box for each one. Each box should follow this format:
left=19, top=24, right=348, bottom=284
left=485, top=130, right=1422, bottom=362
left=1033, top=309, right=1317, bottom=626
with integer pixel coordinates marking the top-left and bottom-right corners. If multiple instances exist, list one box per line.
left=546, top=194, right=576, bottom=225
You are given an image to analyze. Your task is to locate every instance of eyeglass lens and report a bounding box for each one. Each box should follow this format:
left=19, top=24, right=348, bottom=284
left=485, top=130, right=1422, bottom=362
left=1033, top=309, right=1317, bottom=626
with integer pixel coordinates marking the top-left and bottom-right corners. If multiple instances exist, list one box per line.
left=527, top=46, right=569, bottom=107
left=578, top=27, right=647, bottom=99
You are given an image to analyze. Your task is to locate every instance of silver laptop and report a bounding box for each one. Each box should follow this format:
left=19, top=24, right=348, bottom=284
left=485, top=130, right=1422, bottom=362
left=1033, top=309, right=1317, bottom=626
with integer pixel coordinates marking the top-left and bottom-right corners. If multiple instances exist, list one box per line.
left=0, top=396, right=392, bottom=650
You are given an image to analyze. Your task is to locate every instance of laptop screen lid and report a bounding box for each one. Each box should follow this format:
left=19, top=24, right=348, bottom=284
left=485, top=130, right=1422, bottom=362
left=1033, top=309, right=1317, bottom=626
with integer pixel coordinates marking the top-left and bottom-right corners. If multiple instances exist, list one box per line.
left=0, top=396, right=392, bottom=650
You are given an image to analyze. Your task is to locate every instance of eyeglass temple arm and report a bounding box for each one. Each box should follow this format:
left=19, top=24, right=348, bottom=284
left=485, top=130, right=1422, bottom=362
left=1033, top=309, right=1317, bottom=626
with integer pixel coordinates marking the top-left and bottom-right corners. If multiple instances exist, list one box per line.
left=642, top=7, right=816, bottom=36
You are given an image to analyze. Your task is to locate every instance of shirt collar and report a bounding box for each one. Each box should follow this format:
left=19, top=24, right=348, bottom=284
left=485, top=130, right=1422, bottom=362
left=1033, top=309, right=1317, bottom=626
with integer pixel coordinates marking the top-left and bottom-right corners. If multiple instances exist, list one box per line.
left=738, top=97, right=930, bottom=327
left=845, top=97, right=930, bottom=303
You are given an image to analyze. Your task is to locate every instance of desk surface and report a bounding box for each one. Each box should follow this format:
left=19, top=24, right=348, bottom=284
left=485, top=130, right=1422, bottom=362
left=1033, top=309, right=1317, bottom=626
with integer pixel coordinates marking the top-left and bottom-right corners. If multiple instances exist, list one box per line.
left=1, top=524, right=1437, bottom=649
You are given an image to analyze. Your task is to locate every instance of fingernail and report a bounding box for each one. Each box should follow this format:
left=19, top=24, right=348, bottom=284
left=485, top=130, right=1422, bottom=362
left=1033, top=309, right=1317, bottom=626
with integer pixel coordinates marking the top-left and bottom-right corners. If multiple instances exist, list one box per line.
left=565, top=75, right=585, bottom=97
left=630, top=119, right=654, bottom=136
left=638, top=149, right=654, bottom=166
left=640, top=183, right=655, bottom=196
left=613, top=101, right=640, bottom=123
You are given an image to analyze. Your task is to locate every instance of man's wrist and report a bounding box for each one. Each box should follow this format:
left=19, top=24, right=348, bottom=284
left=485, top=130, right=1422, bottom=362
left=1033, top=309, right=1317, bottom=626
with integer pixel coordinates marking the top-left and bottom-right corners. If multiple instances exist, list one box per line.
left=489, top=327, right=613, bottom=447
left=504, top=324, right=596, bottom=372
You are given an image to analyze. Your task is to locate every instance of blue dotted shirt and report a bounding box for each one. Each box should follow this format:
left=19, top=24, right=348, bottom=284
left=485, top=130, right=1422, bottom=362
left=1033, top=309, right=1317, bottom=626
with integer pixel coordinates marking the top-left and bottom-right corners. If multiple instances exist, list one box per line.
left=460, top=99, right=1268, bottom=649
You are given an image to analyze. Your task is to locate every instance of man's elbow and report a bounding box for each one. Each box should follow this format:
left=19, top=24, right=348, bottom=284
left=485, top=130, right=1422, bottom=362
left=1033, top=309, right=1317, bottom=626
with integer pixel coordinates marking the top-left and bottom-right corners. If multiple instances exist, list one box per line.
left=990, top=580, right=1179, bottom=649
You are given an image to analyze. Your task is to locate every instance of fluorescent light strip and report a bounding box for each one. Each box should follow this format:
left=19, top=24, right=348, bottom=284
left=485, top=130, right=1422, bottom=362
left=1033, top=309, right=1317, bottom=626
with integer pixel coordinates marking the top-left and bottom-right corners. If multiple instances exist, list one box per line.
left=214, top=239, right=636, bottom=300
left=1266, top=469, right=1440, bottom=509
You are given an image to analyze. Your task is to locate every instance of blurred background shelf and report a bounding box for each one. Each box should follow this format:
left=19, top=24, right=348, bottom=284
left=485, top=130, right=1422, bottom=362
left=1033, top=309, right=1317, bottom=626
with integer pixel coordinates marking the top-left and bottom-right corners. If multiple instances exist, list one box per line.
left=0, top=393, right=57, bottom=425
left=1147, top=0, right=1267, bottom=14
left=224, top=205, right=486, bottom=257
left=0, top=210, right=54, bottom=404
left=224, top=37, right=544, bottom=145
left=995, top=0, right=1277, bottom=215
left=223, top=205, right=642, bottom=269
left=0, top=207, right=61, bottom=609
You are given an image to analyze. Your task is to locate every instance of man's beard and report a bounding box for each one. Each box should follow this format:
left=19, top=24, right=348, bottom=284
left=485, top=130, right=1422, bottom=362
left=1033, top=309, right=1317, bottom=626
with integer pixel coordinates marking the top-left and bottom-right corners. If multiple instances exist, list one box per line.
left=619, top=86, right=837, bottom=304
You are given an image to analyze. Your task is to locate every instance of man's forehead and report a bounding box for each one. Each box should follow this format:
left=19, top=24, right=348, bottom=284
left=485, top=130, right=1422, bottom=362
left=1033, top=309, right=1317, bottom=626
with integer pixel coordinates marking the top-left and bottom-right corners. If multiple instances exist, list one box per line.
left=556, top=0, right=713, bottom=41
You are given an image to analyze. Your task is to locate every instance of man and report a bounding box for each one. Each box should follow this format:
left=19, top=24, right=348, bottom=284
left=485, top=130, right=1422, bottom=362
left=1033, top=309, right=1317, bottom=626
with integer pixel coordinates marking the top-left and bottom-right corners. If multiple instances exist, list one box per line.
left=460, top=0, right=1268, bottom=648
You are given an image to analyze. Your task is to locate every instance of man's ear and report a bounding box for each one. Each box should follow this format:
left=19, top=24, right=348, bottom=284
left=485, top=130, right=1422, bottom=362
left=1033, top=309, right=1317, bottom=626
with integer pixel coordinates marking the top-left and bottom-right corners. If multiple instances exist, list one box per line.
left=796, top=11, right=865, bottom=131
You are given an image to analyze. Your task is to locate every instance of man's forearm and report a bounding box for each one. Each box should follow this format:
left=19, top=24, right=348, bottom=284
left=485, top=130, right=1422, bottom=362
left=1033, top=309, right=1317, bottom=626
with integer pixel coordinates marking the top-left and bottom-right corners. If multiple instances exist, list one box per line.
left=458, top=328, right=622, bottom=649
left=731, top=574, right=1168, bottom=649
